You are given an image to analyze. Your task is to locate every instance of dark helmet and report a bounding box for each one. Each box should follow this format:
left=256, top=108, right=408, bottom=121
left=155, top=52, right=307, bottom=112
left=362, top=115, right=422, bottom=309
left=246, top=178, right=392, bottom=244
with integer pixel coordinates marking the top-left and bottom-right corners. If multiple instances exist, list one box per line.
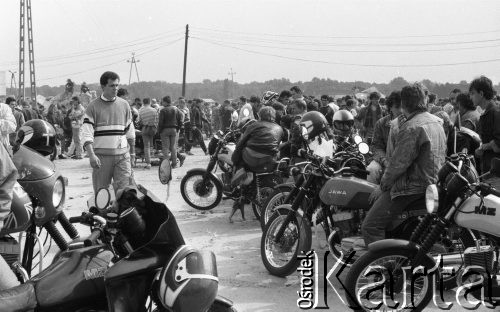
left=16, top=119, right=56, bottom=156
left=332, top=110, right=354, bottom=136
left=157, top=245, right=218, bottom=311
left=299, top=111, right=328, bottom=140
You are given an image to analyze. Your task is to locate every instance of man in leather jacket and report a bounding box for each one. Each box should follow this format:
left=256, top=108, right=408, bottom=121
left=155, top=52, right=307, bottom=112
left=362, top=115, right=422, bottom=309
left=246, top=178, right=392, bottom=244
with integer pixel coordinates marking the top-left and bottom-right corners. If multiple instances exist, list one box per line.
left=0, top=143, right=21, bottom=289
left=360, top=83, right=446, bottom=246
left=229, top=106, right=284, bottom=222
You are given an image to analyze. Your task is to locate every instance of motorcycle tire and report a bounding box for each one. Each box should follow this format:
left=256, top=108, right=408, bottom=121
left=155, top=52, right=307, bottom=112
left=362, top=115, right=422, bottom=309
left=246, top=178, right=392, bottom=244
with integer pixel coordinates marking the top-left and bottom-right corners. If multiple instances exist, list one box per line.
left=180, top=169, right=223, bottom=210
left=261, top=210, right=311, bottom=277
left=344, top=247, right=434, bottom=312
left=251, top=186, right=274, bottom=221
left=259, top=185, right=294, bottom=230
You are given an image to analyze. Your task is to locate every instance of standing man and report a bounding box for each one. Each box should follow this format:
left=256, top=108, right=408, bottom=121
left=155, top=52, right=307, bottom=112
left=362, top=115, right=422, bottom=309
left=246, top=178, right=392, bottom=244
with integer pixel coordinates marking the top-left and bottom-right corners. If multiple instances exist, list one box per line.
left=212, top=101, right=221, bottom=132
left=79, top=82, right=95, bottom=109
left=290, top=86, right=304, bottom=101
left=137, top=98, right=159, bottom=169
left=81, top=71, right=134, bottom=195
left=319, top=94, right=337, bottom=127
left=472, top=76, right=500, bottom=181
left=189, top=98, right=209, bottom=155
left=357, top=91, right=383, bottom=144
left=68, top=96, right=85, bottom=159
left=219, top=100, right=234, bottom=130
left=443, top=89, right=461, bottom=124
left=158, top=96, right=184, bottom=168
left=117, top=88, right=137, bottom=167
left=6, top=97, right=24, bottom=144
left=177, top=97, right=191, bottom=154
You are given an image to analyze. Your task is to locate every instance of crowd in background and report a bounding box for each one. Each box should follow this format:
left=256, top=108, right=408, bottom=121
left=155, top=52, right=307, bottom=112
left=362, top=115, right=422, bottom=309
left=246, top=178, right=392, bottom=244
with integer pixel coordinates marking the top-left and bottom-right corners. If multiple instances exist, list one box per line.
left=2, top=76, right=500, bottom=178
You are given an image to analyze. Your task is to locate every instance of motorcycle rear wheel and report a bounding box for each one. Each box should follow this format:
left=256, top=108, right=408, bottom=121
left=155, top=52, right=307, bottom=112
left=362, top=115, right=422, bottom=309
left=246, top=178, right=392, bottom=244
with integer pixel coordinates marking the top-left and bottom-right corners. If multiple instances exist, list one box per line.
left=261, top=209, right=311, bottom=277
left=180, top=169, right=222, bottom=210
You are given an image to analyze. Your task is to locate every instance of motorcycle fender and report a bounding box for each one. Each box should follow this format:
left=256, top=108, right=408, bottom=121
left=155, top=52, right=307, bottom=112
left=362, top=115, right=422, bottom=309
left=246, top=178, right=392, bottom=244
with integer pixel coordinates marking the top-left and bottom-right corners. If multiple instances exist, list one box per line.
left=274, top=182, right=295, bottom=192
left=186, top=169, right=221, bottom=185
left=367, top=240, right=433, bottom=262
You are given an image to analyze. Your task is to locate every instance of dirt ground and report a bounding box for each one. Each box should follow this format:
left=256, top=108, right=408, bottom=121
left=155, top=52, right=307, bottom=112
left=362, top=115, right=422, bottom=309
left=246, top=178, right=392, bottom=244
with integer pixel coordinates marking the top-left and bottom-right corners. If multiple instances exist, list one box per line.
left=54, top=146, right=490, bottom=312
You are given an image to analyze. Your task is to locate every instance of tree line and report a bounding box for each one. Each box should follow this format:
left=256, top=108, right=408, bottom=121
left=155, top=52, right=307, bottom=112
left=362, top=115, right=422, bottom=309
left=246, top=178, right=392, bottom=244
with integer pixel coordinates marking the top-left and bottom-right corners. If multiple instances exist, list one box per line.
left=8, top=76, right=500, bottom=102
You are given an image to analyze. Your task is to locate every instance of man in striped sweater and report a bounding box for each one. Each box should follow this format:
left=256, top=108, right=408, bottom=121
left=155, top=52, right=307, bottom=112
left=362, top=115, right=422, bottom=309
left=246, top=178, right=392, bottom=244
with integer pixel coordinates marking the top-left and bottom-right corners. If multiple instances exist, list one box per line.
left=81, top=71, right=134, bottom=194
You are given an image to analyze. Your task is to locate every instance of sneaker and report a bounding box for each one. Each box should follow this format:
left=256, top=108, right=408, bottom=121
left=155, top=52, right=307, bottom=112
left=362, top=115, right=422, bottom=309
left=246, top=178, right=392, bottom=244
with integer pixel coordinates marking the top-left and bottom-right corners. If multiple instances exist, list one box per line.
left=186, top=151, right=194, bottom=156
left=58, top=154, right=68, bottom=159
left=145, top=164, right=151, bottom=169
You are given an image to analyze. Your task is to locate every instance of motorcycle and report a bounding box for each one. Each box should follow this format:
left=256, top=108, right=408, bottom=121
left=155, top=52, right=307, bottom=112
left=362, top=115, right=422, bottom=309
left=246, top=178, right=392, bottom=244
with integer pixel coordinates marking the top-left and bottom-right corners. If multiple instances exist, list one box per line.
left=259, top=135, right=369, bottom=230
left=0, top=173, right=237, bottom=311
left=260, top=150, right=474, bottom=280
left=180, top=126, right=290, bottom=220
left=3, top=145, right=79, bottom=279
left=343, top=149, right=500, bottom=311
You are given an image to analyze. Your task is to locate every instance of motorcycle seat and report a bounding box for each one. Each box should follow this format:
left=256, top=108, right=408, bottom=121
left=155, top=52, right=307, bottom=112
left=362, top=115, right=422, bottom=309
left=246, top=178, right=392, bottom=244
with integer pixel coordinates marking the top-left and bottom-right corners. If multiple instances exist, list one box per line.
left=0, top=282, right=37, bottom=311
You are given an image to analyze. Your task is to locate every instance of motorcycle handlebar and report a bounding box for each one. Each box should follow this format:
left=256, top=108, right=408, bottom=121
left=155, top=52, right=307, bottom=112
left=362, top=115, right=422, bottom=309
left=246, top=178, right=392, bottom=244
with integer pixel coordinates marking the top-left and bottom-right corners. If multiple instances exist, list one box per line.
left=84, top=228, right=102, bottom=247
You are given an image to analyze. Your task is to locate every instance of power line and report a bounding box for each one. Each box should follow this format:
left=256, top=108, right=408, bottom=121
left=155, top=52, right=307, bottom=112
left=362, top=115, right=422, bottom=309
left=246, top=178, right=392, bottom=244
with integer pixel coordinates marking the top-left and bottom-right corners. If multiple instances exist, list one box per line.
left=193, top=30, right=500, bottom=47
left=194, top=26, right=500, bottom=39
left=37, top=38, right=183, bottom=83
left=0, top=28, right=184, bottom=66
left=193, top=37, right=500, bottom=68
left=190, top=35, right=500, bottom=53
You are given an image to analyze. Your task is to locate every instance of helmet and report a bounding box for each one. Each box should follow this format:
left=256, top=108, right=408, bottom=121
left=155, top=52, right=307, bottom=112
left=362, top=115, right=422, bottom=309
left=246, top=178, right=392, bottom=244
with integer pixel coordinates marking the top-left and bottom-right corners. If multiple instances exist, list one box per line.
left=333, top=110, right=354, bottom=136
left=261, top=91, right=279, bottom=106
left=299, top=111, right=328, bottom=141
left=157, top=245, right=218, bottom=312
left=16, top=119, right=56, bottom=156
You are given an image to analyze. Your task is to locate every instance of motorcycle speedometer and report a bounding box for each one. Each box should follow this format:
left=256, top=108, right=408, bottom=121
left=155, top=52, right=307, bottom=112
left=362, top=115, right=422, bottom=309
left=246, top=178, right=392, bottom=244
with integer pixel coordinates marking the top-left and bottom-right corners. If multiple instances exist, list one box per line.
left=52, top=178, right=64, bottom=207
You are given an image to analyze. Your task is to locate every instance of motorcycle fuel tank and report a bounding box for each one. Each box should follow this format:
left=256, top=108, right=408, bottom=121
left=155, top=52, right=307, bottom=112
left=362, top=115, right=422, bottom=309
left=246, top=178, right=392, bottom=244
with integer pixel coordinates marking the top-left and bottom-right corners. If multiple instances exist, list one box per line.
left=319, top=176, right=376, bottom=210
left=12, top=145, right=55, bottom=181
left=32, top=246, right=114, bottom=311
left=218, top=143, right=235, bottom=166
left=0, top=182, right=31, bottom=236
left=455, top=194, right=500, bottom=236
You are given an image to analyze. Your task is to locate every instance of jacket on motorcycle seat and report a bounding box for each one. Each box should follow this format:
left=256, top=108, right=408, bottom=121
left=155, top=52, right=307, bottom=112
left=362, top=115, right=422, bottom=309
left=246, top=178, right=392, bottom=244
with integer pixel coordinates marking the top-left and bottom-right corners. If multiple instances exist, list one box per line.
left=381, top=111, right=446, bottom=199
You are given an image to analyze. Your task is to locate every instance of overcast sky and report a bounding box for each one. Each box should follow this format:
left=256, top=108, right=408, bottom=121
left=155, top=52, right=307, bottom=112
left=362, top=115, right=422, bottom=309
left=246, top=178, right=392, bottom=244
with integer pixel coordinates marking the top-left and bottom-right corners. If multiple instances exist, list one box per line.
left=1, top=0, right=500, bottom=86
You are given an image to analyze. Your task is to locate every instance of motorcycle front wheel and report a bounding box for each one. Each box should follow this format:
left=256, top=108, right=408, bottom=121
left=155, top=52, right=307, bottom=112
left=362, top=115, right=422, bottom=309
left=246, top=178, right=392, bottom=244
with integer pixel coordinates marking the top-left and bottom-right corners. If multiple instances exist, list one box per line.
left=261, top=209, right=311, bottom=277
left=344, top=247, right=434, bottom=312
left=260, top=186, right=293, bottom=230
left=181, top=169, right=222, bottom=210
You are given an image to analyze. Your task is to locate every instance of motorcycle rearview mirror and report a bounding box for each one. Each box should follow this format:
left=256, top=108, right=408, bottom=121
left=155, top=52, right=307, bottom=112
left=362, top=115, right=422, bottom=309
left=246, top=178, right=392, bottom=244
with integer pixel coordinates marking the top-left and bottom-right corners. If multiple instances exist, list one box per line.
left=358, top=142, right=370, bottom=155
left=490, top=158, right=500, bottom=178
left=158, top=158, right=172, bottom=185
left=353, top=135, right=363, bottom=145
left=95, top=188, right=111, bottom=210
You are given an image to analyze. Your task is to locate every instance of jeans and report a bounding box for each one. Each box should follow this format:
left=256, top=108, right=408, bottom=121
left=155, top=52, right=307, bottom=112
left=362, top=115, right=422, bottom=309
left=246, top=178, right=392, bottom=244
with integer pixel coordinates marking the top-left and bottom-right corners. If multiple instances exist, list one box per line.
left=68, top=128, right=82, bottom=157
left=160, top=128, right=178, bottom=166
left=142, top=133, right=154, bottom=165
left=361, top=191, right=425, bottom=245
left=92, top=153, right=133, bottom=195
left=186, top=127, right=207, bottom=153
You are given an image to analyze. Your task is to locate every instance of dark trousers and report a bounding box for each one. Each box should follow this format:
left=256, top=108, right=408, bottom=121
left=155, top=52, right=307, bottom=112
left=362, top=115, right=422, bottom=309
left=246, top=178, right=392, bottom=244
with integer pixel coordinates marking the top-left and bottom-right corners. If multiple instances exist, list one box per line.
left=361, top=191, right=424, bottom=245
left=185, top=127, right=207, bottom=153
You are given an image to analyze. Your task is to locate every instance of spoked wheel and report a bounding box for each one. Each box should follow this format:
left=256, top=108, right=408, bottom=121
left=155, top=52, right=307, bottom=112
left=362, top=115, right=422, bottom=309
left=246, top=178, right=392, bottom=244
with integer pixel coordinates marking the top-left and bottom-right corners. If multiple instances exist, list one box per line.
left=345, top=248, right=434, bottom=312
left=260, top=186, right=294, bottom=230
left=260, top=210, right=311, bottom=277
left=251, top=186, right=274, bottom=221
left=180, top=169, right=222, bottom=210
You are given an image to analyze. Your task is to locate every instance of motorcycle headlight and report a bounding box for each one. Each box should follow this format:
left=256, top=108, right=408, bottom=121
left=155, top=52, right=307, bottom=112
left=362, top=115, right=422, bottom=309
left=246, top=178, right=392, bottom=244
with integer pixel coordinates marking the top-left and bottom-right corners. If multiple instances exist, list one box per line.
left=425, top=184, right=439, bottom=214
left=52, top=178, right=64, bottom=207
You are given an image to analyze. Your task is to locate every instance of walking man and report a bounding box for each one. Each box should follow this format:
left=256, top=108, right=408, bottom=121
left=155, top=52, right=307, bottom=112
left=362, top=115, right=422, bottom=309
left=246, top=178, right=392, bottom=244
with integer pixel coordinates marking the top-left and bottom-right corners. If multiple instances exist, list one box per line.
left=137, top=98, right=159, bottom=169
left=81, top=71, right=134, bottom=194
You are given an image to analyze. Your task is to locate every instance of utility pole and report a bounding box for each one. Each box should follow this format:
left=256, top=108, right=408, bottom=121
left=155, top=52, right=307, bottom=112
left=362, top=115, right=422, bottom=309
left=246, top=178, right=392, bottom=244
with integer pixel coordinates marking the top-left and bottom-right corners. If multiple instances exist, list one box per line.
left=228, top=67, right=236, bottom=98
left=9, top=70, right=17, bottom=90
left=18, top=0, right=37, bottom=101
left=127, top=52, right=140, bottom=85
left=18, top=0, right=25, bottom=99
left=182, top=24, right=189, bottom=97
